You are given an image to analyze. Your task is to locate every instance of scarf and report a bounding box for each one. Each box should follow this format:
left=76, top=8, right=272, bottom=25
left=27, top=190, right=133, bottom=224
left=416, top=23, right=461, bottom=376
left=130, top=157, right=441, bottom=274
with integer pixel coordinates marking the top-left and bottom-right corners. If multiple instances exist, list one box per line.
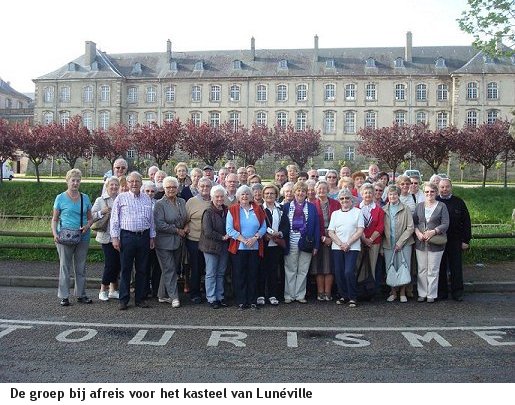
left=292, top=199, right=306, bottom=232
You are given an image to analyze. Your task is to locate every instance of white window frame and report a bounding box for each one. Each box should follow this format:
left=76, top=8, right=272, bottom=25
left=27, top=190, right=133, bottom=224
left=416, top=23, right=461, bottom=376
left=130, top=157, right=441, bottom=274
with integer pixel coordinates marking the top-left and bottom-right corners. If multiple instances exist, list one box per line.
left=345, top=83, right=356, bottom=101
left=43, top=86, right=54, bottom=103
left=191, top=85, right=202, bottom=102
left=165, top=85, right=176, bottom=103
left=164, top=111, right=175, bottom=122
left=296, top=84, right=308, bottom=102
left=416, top=84, right=427, bottom=101
left=277, top=111, right=288, bottom=128
left=466, top=110, right=478, bottom=126
left=83, top=86, right=93, bottom=103
left=277, top=84, right=288, bottom=102
left=210, top=85, right=221, bottom=102
left=256, top=84, right=267, bottom=102
left=256, top=111, right=267, bottom=126
left=43, top=111, right=54, bottom=125
left=146, top=86, right=157, bottom=103
left=395, top=84, right=406, bottom=101
left=344, top=111, right=356, bottom=133
left=365, top=110, right=377, bottom=128
left=436, top=111, right=448, bottom=129
left=82, top=111, right=93, bottom=130
left=416, top=110, right=428, bottom=124
left=59, top=86, right=70, bottom=103
left=229, top=84, right=240, bottom=102
left=295, top=110, right=307, bottom=130
left=145, top=111, right=156, bottom=123
left=59, top=111, right=70, bottom=125
left=467, top=82, right=478, bottom=100
left=325, top=83, right=336, bottom=101
left=487, top=82, right=498, bottom=100
left=324, top=145, right=335, bottom=161
left=210, top=111, right=221, bottom=128
left=191, top=111, right=201, bottom=126
left=229, top=111, right=240, bottom=130
left=99, top=110, right=110, bottom=130
left=100, top=85, right=110, bottom=102
left=395, top=110, right=407, bottom=125
left=127, top=87, right=138, bottom=103
left=345, top=146, right=355, bottom=161
left=437, top=84, right=448, bottom=101
left=365, top=83, right=376, bottom=101
left=324, top=111, right=336, bottom=134
left=487, top=109, right=499, bottom=124
left=127, top=112, right=137, bottom=129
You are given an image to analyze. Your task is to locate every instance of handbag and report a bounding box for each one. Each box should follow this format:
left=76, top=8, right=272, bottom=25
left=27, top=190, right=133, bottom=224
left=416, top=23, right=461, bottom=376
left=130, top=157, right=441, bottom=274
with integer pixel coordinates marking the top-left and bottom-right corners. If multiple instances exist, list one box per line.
left=428, top=233, right=447, bottom=246
left=58, top=193, right=83, bottom=246
left=91, top=199, right=111, bottom=232
left=386, top=250, right=411, bottom=287
left=298, top=233, right=314, bottom=253
left=356, top=247, right=376, bottom=301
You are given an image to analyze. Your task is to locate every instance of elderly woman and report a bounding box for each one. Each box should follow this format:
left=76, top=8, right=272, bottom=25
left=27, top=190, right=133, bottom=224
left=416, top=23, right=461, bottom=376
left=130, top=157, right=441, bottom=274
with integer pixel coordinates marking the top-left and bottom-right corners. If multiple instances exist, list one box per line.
left=396, top=175, right=416, bottom=215
left=351, top=171, right=366, bottom=205
left=279, top=181, right=294, bottom=204
left=325, top=169, right=340, bottom=199
left=154, top=176, right=188, bottom=308
left=328, top=189, right=364, bottom=307
left=51, top=168, right=94, bottom=306
left=373, top=181, right=386, bottom=207
left=383, top=185, right=415, bottom=302
left=185, top=177, right=213, bottom=303
left=414, top=182, right=449, bottom=303
left=282, top=181, right=320, bottom=303
left=338, top=176, right=354, bottom=193
left=226, top=185, right=267, bottom=310
left=306, top=179, right=317, bottom=203
left=248, top=174, right=262, bottom=185
left=199, top=185, right=230, bottom=309
left=175, top=162, right=193, bottom=201
left=429, top=174, right=443, bottom=188
left=92, top=176, right=120, bottom=301
left=251, top=183, right=264, bottom=205
left=258, top=183, right=289, bottom=306
left=311, top=180, right=340, bottom=301
left=189, top=168, right=203, bottom=197
left=141, top=181, right=161, bottom=297
left=358, top=183, right=385, bottom=293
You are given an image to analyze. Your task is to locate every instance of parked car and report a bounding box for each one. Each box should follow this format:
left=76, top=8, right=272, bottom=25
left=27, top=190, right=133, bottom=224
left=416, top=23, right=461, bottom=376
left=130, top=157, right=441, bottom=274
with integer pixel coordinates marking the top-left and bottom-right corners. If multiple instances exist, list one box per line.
left=317, top=168, right=330, bottom=181
left=1, top=162, right=14, bottom=180
left=403, top=169, right=423, bottom=180
left=437, top=173, right=449, bottom=179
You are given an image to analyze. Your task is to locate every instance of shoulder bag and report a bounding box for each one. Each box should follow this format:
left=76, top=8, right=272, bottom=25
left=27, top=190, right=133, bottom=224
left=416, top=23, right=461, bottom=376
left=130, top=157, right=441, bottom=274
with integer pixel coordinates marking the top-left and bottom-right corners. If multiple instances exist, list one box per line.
left=58, top=193, right=83, bottom=246
left=91, top=198, right=111, bottom=232
left=428, top=233, right=447, bottom=246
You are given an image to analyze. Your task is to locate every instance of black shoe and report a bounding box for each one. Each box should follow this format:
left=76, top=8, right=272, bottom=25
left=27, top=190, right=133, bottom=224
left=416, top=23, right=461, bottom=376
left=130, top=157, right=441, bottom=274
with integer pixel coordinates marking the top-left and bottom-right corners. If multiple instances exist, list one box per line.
left=219, top=299, right=228, bottom=307
left=60, top=298, right=70, bottom=307
left=237, top=304, right=245, bottom=311
left=77, top=296, right=92, bottom=304
left=191, top=296, right=202, bottom=304
left=119, top=302, right=128, bottom=310
left=135, top=300, right=150, bottom=308
left=210, top=301, right=220, bottom=309
left=453, top=296, right=464, bottom=302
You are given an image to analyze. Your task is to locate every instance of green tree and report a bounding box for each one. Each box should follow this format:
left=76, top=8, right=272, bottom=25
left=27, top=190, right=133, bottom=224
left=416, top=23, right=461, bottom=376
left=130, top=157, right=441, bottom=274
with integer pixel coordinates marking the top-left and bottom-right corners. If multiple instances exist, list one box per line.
left=458, top=0, right=515, bottom=57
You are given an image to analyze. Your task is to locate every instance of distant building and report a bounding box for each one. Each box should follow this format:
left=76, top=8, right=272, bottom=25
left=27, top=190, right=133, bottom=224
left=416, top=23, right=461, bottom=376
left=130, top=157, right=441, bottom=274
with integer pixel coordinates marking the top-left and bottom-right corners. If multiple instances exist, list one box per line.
left=32, top=33, right=515, bottom=167
left=0, top=78, right=33, bottom=124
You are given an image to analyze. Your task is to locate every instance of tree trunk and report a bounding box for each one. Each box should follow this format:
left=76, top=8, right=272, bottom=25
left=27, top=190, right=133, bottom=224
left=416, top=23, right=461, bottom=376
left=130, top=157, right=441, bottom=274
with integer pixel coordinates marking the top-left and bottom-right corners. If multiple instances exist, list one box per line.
left=504, top=153, right=508, bottom=188
left=35, top=163, right=41, bottom=183
left=482, top=166, right=487, bottom=188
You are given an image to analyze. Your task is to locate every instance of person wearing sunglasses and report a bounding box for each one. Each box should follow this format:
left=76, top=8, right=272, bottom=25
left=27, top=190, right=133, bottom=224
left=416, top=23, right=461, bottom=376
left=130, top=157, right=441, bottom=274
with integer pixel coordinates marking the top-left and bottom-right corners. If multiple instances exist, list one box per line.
left=328, top=189, right=364, bottom=308
left=409, top=175, right=425, bottom=203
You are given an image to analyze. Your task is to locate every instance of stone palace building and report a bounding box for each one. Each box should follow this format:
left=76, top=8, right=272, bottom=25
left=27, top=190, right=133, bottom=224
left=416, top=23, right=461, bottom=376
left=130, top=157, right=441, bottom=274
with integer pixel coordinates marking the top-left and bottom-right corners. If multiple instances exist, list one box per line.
left=33, top=32, right=515, bottom=167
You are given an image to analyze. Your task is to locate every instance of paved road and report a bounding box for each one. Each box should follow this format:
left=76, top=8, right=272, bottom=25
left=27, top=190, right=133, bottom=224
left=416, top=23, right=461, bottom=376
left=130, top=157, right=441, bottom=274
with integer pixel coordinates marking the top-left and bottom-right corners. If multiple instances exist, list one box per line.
left=1, top=286, right=513, bottom=383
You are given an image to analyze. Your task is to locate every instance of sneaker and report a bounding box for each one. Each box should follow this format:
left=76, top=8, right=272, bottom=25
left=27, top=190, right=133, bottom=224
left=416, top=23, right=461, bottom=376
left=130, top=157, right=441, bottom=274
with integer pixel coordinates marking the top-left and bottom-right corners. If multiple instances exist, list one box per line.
left=108, top=290, right=119, bottom=299
left=336, top=298, right=346, bottom=305
left=98, top=291, right=109, bottom=301
left=190, top=296, right=202, bottom=304
left=172, top=299, right=181, bottom=308
left=269, top=297, right=279, bottom=306
left=325, top=294, right=333, bottom=301
left=158, top=297, right=172, bottom=303
left=400, top=296, right=408, bottom=303
left=297, top=298, right=307, bottom=304
left=256, top=296, right=265, bottom=306
left=317, top=293, right=325, bottom=301
left=284, top=298, right=293, bottom=304
left=417, top=296, right=426, bottom=302
left=250, top=303, right=259, bottom=310
left=386, top=295, right=397, bottom=302
left=427, top=297, right=435, bottom=303
left=60, top=298, right=70, bottom=307
left=348, top=300, right=357, bottom=308
left=77, top=296, right=93, bottom=304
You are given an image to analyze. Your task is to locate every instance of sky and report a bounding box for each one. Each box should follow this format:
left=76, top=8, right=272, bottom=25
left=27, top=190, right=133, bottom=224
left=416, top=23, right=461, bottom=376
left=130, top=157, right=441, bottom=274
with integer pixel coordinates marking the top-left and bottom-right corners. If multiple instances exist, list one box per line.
left=2, top=0, right=475, bottom=94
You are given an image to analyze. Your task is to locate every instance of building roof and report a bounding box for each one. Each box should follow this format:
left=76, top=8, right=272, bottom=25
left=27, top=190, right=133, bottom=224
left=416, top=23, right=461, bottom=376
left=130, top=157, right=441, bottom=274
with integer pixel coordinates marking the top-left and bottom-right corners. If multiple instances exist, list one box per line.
left=0, top=78, right=33, bottom=101
left=35, top=44, right=515, bottom=82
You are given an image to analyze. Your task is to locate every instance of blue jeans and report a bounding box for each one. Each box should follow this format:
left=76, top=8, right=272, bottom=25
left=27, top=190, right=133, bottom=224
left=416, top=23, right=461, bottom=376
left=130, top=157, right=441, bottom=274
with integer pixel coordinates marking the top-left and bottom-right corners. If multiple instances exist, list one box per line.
left=332, top=250, right=359, bottom=301
left=204, top=251, right=228, bottom=303
left=119, top=230, right=150, bottom=305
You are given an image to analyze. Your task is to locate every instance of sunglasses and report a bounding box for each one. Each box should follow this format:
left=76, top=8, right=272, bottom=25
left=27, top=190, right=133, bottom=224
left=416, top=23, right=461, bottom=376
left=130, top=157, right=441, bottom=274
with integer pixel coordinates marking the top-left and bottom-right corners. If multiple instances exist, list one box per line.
left=339, top=197, right=351, bottom=201
left=374, top=189, right=383, bottom=192
left=411, top=182, right=419, bottom=185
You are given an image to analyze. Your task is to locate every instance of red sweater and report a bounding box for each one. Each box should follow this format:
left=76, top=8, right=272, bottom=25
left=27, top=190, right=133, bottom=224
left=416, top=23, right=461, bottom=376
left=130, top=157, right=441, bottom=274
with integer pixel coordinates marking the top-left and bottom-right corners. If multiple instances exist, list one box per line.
left=362, top=204, right=385, bottom=244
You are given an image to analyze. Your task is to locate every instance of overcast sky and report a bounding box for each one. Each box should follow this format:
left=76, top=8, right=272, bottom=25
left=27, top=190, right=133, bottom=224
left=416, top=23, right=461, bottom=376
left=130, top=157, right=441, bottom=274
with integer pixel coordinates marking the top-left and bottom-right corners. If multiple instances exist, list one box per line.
left=2, top=0, right=474, bottom=94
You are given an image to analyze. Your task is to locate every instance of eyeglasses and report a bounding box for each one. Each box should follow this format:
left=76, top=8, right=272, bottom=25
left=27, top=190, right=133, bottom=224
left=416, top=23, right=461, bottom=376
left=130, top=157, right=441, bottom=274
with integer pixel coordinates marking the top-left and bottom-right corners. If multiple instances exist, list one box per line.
left=374, top=189, right=383, bottom=192
left=339, top=197, right=351, bottom=201
left=326, top=176, right=336, bottom=179
left=114, top=166, right=126, bottom=170
left=424, top=190, right=435, bottom=194
left=411, top=182, right=419, bottom=185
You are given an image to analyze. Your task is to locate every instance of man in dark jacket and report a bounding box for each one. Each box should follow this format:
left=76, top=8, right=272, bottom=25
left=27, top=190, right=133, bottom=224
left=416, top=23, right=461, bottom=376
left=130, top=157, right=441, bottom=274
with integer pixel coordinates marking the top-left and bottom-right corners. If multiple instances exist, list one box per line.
left=436, top=179, right=471, bottom=301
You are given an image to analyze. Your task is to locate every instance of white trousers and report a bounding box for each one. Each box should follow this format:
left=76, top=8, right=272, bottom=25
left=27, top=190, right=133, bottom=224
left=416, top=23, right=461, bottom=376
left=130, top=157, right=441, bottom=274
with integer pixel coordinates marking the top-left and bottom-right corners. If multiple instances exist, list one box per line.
left=284, top=249, right=312, bottom=300
left=416, top=249, right=444, bottom=299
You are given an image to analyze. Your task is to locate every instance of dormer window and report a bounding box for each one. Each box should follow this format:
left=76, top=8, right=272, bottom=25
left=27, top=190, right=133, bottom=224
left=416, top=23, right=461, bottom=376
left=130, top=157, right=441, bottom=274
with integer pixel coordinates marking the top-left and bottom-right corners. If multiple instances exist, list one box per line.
left=170, top=61, right=178, bottom=72
left=194, top=61, right=204, bottom=71
left=483, top=54, right=493, bottom=64
left=435, top=57, right=446, bottom=68
left=91, top=61, right=99, bottom=71
left=365, top=57, right=376, bottom=68
left=325, top=59, right=335, bottom=69
left=233, top=60, right=242, bottom=70
left=394, top=57, right=404, bottom=68
left=278, top=59, right=288, bottom=70
left=131, top=62, right=142, bottom=75
left=68, top=62, right=77, bottom=72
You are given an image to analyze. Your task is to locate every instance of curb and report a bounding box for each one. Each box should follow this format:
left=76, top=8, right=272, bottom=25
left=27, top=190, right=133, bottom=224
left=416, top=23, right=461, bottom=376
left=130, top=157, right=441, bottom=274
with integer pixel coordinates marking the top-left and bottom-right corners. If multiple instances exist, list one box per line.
left=1, top=276, right=514, bottom=294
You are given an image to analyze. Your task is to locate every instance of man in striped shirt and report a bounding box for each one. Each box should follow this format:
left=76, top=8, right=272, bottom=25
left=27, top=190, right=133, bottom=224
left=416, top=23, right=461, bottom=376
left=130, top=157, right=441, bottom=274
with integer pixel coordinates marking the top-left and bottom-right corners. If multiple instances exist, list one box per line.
left=111, top=171, right=156, bottom=310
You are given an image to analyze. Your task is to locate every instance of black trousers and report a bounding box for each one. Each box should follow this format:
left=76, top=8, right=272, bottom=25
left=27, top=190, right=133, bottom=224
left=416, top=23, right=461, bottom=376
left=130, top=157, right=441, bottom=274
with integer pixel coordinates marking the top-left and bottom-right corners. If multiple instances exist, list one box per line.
left=438, top=239, right=464, bottom=299
left=231, top=250, right=259, bottom=306
left=119, top=230, right=150, bottom=305
left=258, top=246, right=282, bottom=299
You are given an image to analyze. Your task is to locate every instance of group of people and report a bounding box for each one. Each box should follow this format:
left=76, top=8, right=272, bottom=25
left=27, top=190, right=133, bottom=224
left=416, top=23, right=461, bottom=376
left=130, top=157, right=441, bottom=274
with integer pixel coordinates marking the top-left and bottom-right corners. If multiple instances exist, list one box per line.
left=51, top=160, right=471, bottom=310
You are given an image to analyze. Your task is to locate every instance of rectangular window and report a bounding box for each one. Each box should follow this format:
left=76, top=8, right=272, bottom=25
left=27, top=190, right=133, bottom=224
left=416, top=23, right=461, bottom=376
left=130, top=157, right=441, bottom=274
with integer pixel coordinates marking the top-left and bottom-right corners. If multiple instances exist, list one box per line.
left=487, top=110, right=499, bottom=124
left=366, top=83, right=376, bottom=101
left=256, top=111, right=267, bottom=126
left=325, top=84, right=335, bottom=101
left=395, top=110, right=407, bottom=125
left=416, top=111, right=428, bottom=124
left=324, top=111, right=336, bottom=133
left=127, top=87, right=138, bottom=103
left=191, top=112, right=201, bottom=126
left=277, top=112, right=287, bottom=128
left=487, top=82, right=498, bottom=100
left=344, top=111, right=356, bottom=133
left=296, top=84, right=307, bottom=102
left=395, top=84, right=405, bottom=101
left=210, top=112, right=220, bottom=128
left=324, top=146, right=335, bottom=161
left=43, top=111, right=54, bottom=125
left=145, top=112, right=156, bottom=123
left=100, top=85, right=110, bottom=102
left=229, top=111, right=240, bottom=130
left=191, top=85, right=201, bottom=102
left=83, top=86, right=93, bottom=103
left=256, top=84, right=267, bottom=102
left=466, top=110, right=477, bottom=126
left=60, top=111, right=70, bottom=125
left=165, top=85, right=175, bottom=102
left=416, top=84, right=427, bottom=101
left=365, top=111, right=376, bottom=128
left=99, top=111, right=110, bottom=129
left=164, top=111, right=175, bottom=122
left=43, top=87, right=54, bottom=103
left=127, top=113, right=137, bottom=129
left=146, top=86, right=157, bottom=103
left=437, top=84, right=448, bottom=101
left=345, top=146, right=355, bottom=161
left=467, top=82, right=478, bottom=100
left=230, top=85, right=240, bottom=102
left=345, top=84, right=356, bottom=101
left=296, top=111, right=307, bottom=130
left=60, top=87, right=70, bottom=103
left=210, top=85, right=221, bottom=102
left=436, top=111, right=448, bottom=129
left=82, top=112, right=93, bottom=130
left=277, top=84, right=288, bottom=102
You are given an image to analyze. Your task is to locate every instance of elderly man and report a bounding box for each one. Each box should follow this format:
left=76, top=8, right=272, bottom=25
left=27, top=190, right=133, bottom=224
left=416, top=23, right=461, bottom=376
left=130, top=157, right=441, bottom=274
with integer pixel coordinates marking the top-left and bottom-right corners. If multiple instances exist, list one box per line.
left=111, top=171, right=156, bottom=310
left=203, top=165, right=215, bottom=182
left=102, top=158, right=128, bottom=195
left=274, top=167, right=287, bottom=188
left=225, top=160, right=237, bottom=174
left=366, top=164, right=380, bottom=183
left=236, top=167, right=248, bottom=186
left=217, top=167, right=228, bottom=186
left=436, top=179, right=471, bottom=301
left=339, top=166, right=351, bottom=179
left=224, top=173, right=238, bottom=205
left=185, top=177, right=213, bottom=303
left=307, top=169, right=319, bottom=181
left=148, top=166, right=159, bottom=182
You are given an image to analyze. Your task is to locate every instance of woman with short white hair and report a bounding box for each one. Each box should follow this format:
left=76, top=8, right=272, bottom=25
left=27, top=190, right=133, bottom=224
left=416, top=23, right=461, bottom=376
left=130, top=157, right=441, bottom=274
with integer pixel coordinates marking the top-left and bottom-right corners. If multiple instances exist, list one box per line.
left=154, top=176, right=188, bottom=307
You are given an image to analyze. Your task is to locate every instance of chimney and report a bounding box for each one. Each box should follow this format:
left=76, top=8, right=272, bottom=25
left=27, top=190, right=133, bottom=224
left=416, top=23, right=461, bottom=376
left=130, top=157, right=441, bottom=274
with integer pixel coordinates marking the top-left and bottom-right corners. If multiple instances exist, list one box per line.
left=166, top=39, right=172, bottom=59
left=85, top=41, right=96, bottom=66
left=405, top=31, right=412, bottom=63
left=314, top=35, right=319, bottom=62
left=251, top=37, right=255, bottom=61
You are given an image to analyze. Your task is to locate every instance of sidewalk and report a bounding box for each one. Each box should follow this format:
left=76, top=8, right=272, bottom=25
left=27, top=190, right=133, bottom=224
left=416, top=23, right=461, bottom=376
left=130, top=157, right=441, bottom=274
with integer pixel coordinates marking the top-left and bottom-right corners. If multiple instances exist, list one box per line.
left=0, top=259, right=514, bottom=293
